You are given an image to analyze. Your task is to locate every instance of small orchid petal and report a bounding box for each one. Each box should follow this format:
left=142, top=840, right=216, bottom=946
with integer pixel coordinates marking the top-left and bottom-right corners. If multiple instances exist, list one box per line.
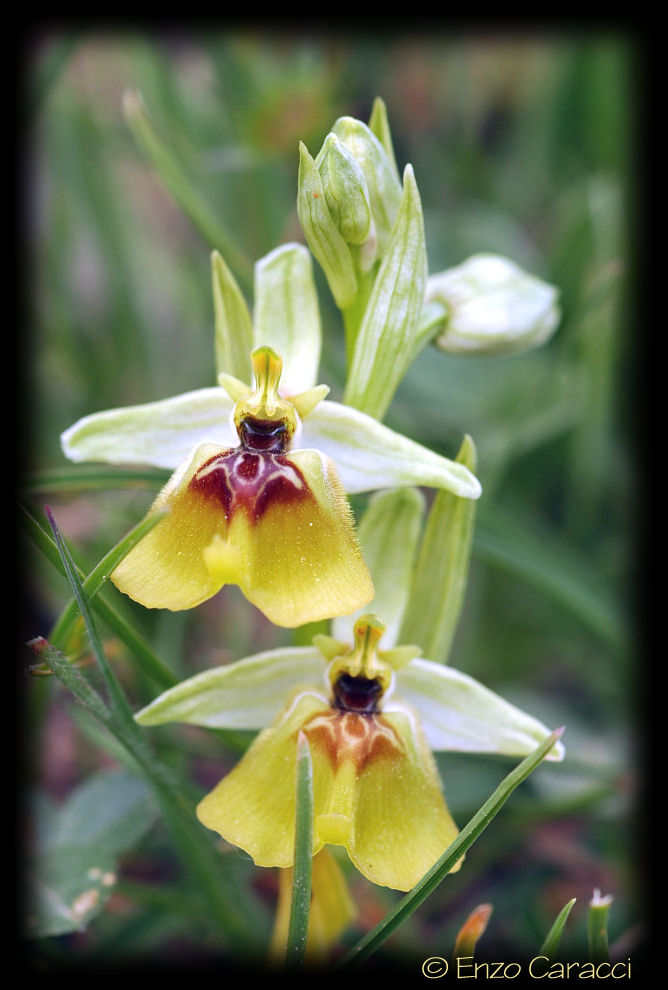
left=60, top=387, right=236, bottom=470
left=301, top=399, right=482, bottom=499
left=394, top=658, right=565, bottom=761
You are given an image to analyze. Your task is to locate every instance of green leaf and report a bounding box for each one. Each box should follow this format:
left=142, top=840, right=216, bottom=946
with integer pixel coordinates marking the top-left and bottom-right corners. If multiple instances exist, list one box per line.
left=399, top=435, right=477, bottom=661
left=540, top=897, right=577, bottom=959
left=26, top=771, right=158, bottom=938
left=285, top=733, right=314, bottom=969
left=336, top=728, right=564, bottom=969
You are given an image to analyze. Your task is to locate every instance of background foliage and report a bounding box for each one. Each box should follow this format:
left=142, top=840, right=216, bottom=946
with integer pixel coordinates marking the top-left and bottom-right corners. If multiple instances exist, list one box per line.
left=21, top=27, right=642, bottom=972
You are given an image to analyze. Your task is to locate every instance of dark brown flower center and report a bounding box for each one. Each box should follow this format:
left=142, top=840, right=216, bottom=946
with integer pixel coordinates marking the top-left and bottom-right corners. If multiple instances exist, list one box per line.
left=333, top=673, right=384, bottom=714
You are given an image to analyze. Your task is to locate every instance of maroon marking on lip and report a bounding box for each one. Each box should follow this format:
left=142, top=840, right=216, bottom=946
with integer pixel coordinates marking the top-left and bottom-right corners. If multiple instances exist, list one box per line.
left=303, top=708, right=401, bottom=773
left=190, top=447, right=312, bottom=523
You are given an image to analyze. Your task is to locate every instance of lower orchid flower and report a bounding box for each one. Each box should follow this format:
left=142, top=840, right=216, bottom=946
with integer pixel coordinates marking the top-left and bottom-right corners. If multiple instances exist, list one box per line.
left=135, top=612, right=564, bottom=892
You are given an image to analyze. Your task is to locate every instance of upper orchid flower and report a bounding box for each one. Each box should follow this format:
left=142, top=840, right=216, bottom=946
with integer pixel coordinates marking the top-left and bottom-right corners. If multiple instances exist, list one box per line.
left=61, top=243, right=481, bottom=627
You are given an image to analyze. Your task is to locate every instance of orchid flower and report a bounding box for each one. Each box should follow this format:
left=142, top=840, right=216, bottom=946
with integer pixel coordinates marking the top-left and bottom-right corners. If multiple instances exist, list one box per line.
left=61, top=243, right=481, bottom=627
left=133, top=487, right=564, bottom=893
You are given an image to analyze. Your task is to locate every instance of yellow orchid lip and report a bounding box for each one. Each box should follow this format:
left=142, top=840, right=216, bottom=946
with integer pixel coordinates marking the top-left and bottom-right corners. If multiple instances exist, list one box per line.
left=110, top=347, right=374, bottom=627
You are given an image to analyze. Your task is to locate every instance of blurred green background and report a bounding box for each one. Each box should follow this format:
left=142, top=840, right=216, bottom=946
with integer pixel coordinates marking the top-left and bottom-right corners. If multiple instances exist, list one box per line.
left=21, top=27, right=641, bottom=971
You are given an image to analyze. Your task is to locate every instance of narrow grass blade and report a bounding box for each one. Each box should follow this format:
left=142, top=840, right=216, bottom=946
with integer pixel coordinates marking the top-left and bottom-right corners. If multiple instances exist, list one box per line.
left=540, top=897, right=577, bottom=959
left=123, top=88, right=253, bottom=289
left=337, top=727, right=564, bottom=970
left=285, top=731, right=314, bottom=969
left=21, top=465, right=169, bottom=493
left=20, top=502, right=176, bottom=691
left=588, top=889, right=613, bottom=964
left=46, top=506, right=139, bottom=731
left=50, top=509, right=166, bottom=651
left=28, top=640, right=259, bottom=950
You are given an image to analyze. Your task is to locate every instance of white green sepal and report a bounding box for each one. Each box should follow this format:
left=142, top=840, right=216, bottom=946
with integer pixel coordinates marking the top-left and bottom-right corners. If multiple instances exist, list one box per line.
left=135, top=647, right=326, bottom=730
left=301, top=399, right=481, bottom=499
left=394, top=659, right=565, bottom=761
left=60, top=387, right=236, bottom=470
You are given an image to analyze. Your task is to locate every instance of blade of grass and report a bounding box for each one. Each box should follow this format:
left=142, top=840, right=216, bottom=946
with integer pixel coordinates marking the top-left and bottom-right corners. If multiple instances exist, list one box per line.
left=49, top=508, right=167, bottom=651
left=46, top=505, right=141, bottom=730
left=30, top=635, right=259, bottom=950
left=285, top=731, right=314, bottom=969
left=588, top=889, right=613, bottom=964
left=540, top=897, right=577, bottom=959
left=22, top=465, right=170, bottom=493
left=336, top=727, right=564, bottom=970
left=30, top=513, right=263, bottom=953
left=123, top=88, right=253, bottom=290
left=20, top=501, right=176, bottom=691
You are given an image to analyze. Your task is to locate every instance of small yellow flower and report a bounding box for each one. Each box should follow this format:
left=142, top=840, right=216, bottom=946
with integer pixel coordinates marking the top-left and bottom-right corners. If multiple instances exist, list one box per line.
left=110, top=347, right=373, bottom=627
left=136, top=613, right=563, bottom=893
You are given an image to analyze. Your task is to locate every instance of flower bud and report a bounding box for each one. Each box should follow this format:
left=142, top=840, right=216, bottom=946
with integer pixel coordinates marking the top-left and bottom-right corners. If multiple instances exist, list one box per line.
left=316, top=134, right=371, bottom=247
left=330, top=116, right=403, bottom=257
left=426, top=254, right=560, bottom=356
